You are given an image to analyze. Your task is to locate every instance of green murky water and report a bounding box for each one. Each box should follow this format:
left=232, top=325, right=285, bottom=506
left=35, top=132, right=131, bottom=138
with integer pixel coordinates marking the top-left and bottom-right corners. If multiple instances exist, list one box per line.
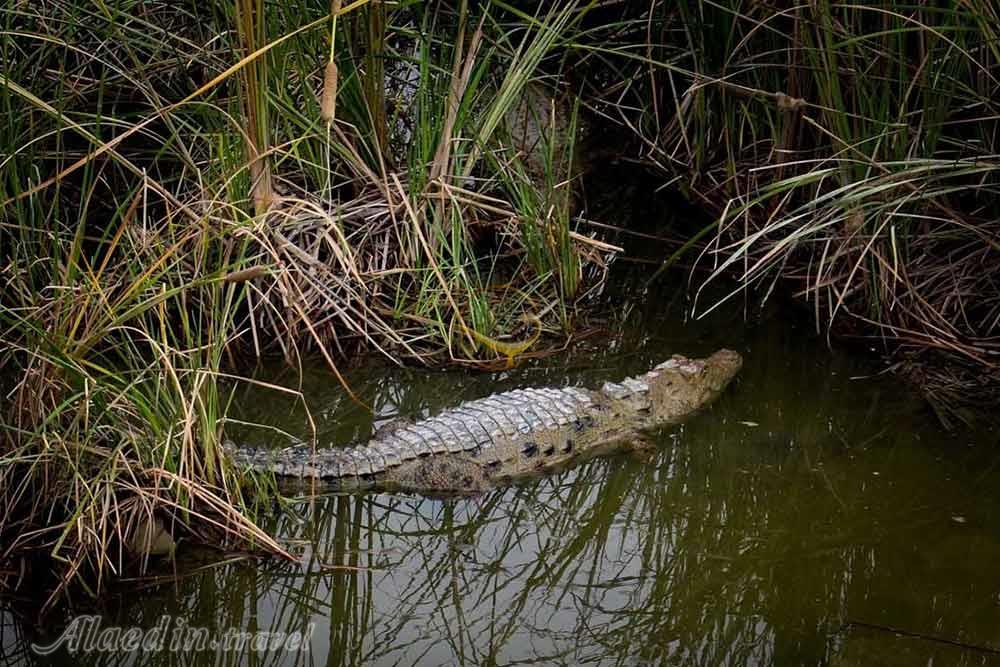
left=4, top=275, right=1000, bottom=666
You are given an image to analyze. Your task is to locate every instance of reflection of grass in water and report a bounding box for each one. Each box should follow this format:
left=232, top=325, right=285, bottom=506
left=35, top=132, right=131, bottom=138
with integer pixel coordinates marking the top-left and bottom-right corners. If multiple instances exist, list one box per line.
left=43, top=379, right=998, bottom=666
left=10, top=300, right=999, bottom=665
left=21, top=433, right=998, bottom=666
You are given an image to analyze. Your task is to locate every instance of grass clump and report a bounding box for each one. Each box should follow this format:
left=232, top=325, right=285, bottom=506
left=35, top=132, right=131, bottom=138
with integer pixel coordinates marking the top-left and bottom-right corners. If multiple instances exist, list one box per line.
left=4, top=0, right=999, bottom=605
left=0, top=0, right=614, bottom=602
left=592, top=1, right=1000, bottom=422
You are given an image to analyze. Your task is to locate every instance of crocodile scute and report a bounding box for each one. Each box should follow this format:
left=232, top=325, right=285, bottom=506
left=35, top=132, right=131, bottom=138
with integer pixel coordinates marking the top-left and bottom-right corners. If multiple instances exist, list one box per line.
left=226, top=349, right=742, bottom=493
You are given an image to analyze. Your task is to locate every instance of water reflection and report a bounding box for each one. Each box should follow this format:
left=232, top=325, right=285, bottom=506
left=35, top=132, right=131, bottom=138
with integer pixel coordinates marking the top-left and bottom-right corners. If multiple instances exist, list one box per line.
left=6, top=279, right=1000, bottom=666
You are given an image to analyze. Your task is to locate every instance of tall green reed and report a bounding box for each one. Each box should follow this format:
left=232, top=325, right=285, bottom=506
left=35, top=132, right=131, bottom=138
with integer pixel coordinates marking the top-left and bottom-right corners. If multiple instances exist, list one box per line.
left=598, top=1, right=1000, bottom=417
left=0, top=0, right=611, bottom=599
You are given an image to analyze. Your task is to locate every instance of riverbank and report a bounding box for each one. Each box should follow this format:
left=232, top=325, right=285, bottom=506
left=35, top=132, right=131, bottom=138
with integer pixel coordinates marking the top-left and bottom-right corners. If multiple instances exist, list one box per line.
left=2, top=0, right=998, bottom=602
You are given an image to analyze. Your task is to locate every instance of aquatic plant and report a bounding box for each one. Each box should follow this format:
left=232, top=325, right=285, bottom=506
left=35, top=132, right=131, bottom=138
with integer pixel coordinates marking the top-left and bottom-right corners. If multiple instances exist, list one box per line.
left=2, top=0, right=998, bottom=606
left=597, top=1, right=1000, bottom=422
left=0, top=0, right=609, bottom=601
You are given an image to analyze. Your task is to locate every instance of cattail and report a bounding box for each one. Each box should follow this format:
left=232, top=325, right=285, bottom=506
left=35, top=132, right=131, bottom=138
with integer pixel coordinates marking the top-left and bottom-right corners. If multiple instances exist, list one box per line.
left=320, top=61, right=338, bottom=124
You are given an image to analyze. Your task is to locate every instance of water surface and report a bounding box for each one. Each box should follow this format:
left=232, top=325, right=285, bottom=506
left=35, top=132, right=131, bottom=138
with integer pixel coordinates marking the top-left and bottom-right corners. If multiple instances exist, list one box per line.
left=4, top=276, right=999, bottom=666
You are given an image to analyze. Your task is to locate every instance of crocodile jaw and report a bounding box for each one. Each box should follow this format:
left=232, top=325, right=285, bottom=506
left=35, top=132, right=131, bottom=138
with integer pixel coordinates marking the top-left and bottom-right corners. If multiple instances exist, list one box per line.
left=641, top=348, right=743, bottom=426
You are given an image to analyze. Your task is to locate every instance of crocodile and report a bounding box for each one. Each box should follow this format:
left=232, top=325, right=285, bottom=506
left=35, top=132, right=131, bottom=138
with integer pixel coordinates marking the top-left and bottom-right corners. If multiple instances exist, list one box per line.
left=226, top=349, right=742, bottom=493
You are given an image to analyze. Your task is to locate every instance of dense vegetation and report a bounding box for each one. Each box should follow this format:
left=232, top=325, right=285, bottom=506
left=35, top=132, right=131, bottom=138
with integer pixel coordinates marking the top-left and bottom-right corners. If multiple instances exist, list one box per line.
left=2, top=0, right=997, bottom=603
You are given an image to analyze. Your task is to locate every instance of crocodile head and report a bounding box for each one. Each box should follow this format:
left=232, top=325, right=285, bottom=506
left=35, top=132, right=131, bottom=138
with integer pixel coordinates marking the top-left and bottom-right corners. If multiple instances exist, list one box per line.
left=643, top=349, right=743, bottom=424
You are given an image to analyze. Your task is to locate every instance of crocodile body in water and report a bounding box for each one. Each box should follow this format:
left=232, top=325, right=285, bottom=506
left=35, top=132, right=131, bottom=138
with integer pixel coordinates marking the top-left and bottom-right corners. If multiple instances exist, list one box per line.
left=226, top=349, right=742, bottom=493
